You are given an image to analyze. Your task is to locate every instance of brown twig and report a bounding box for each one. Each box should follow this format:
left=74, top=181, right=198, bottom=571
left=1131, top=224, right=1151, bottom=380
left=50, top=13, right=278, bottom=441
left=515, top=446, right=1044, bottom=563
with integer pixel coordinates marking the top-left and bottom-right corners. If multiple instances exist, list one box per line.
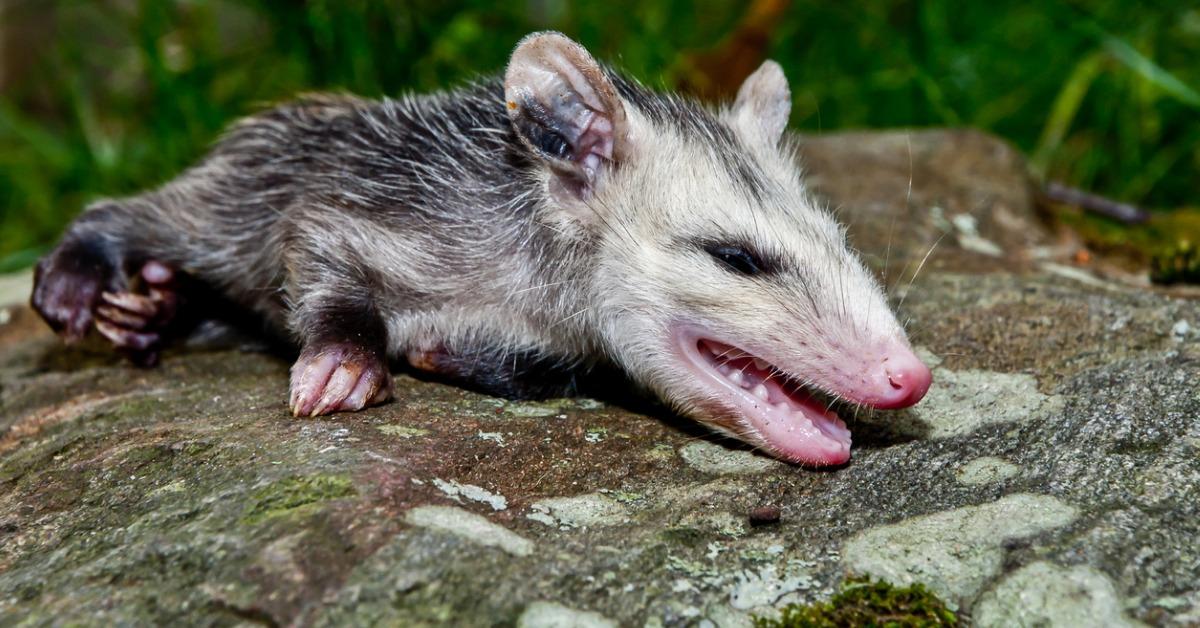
left=1043, top=181, right=1150, bottom=224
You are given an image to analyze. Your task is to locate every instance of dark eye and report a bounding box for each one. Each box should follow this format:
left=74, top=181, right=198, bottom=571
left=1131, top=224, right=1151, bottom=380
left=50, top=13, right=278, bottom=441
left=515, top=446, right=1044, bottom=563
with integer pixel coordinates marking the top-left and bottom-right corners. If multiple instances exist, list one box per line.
left=705, top=244, right=767, bottom=276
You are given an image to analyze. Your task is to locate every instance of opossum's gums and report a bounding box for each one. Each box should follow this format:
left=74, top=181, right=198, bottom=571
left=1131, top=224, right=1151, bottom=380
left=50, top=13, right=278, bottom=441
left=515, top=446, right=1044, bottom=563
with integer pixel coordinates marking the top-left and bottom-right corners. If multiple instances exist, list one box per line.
left=677, top=330, right=851, bottom=465
left=671, top=325, right=931, bottom=466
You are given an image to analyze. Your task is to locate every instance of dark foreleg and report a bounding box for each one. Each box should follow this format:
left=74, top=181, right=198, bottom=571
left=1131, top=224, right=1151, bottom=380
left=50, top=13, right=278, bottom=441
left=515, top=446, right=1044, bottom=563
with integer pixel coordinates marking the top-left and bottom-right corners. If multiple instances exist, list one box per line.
left=284, top=234, right=394, bottom=417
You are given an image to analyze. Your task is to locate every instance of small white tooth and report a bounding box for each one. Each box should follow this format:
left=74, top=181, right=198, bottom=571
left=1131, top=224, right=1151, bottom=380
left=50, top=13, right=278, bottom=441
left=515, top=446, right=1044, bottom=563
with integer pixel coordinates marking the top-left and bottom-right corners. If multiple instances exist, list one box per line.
left=718, top=364, right=732, bottom=375
left=728, top=370, right=744, bottom=386
left=753, top=384, right=769, bottom=401
left=753, top=358, right=769, bottom=371
left=773, top=401, right=790, bottom=413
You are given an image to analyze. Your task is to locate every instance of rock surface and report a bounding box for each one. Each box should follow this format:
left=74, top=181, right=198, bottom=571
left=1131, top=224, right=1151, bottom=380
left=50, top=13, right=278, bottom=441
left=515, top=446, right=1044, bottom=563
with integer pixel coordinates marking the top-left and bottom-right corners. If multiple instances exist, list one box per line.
left=1, top=129, right=1197, bottom=626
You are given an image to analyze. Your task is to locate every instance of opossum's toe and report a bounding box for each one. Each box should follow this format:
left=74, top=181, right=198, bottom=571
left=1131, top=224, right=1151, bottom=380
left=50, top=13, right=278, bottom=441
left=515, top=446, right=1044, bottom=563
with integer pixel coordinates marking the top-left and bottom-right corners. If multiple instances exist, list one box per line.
left=311, top=363, right=361, bottom=416
left=94, top=306, right=163, bottom=366
left=141, top=262, right=180, bottom=322
left=96, top=305, right=151, bottom=330
left=95, top=320, right=159, bottom=351
left=290, top=346, right=391, bottom=417
left=342, top=366, right=393, bottom=410
left=100, top=291, right=157, bottom=317
left=291, top=352, right=339, bottom=415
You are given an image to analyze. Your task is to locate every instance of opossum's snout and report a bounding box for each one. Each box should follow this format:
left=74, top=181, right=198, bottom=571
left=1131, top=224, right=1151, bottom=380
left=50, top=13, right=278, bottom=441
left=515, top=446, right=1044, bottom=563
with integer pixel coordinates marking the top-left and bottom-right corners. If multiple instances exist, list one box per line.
left=858, top=342, right=932, bottom=409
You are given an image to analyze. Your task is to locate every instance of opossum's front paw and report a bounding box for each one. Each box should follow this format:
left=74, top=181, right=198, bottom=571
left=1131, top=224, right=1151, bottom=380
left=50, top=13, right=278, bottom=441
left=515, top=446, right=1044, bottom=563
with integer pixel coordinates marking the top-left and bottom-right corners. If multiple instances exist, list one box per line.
left=94, top=261, right=179, bottom=366
left=32, top=246, right=116, bottom=342
left=289, top=344, right=393, bottom=417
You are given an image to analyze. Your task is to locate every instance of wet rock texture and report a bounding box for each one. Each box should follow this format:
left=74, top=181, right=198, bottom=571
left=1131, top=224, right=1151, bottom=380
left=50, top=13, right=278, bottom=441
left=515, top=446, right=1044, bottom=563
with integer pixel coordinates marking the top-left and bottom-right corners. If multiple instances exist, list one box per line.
left=1, top=129, right=1197, bottom=627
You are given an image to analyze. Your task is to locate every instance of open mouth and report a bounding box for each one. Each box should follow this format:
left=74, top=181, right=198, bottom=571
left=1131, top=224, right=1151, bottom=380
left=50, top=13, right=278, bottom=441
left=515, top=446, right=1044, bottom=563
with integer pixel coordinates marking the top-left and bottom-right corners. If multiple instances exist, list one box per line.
left=676, top=330, right=853, bottom=466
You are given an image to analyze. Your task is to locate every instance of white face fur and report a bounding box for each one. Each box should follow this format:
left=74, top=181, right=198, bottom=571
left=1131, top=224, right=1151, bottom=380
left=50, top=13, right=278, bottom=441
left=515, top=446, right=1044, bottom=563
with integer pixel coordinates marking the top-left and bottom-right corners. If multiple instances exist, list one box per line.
left=506, top=32, right=931, bottom=465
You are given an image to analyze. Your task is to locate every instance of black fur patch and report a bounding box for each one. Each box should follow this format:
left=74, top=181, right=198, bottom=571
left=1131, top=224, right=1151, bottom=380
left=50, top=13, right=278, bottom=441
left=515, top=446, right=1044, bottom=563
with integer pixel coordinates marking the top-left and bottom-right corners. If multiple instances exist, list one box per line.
left=413, top=344, right=619, bottom=400
left=303, top=295, right=388, bottom=357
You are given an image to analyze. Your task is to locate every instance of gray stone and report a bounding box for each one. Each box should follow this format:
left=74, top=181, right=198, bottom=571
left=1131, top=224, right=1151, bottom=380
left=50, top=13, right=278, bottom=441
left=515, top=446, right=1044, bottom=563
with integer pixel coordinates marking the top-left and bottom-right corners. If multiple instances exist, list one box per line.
left=727, top=563, right=816, bottom=610
left=909, top=368, right=1063, bottom=439
left=955, top=456, right=1020, bottom=486
left=405, top=506, right=533, bottom=557
left=679, top=441, right=780, bottom=475
left=431, top=478, right=509, bottom=511
left=517, top=601, right=618, bottom=628
left=973, top=562, right=1142, bottom=627
left=527, top=493, right=628, bottom=528
left=842, top=493, right=1079, bottom=602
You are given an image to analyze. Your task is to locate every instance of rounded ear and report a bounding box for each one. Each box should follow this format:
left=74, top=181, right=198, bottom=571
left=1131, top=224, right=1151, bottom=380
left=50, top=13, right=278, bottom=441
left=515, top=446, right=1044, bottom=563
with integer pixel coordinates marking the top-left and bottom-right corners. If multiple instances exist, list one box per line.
left=732, top=60, right=791, bottom=144
left=504, top=32, right=628, bottom=202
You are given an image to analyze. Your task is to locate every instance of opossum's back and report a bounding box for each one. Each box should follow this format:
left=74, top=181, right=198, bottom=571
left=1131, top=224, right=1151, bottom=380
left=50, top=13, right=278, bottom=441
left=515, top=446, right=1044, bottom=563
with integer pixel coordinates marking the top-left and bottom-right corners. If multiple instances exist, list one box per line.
left=210, top=94, right=370, bottom=199
left=215, top=85, right=522, bottom=210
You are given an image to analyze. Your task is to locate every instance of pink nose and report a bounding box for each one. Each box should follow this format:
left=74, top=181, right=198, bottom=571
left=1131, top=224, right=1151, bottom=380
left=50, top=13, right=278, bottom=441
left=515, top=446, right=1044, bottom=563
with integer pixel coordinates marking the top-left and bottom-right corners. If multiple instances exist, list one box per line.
left=874, top=352, right=932, bottom=409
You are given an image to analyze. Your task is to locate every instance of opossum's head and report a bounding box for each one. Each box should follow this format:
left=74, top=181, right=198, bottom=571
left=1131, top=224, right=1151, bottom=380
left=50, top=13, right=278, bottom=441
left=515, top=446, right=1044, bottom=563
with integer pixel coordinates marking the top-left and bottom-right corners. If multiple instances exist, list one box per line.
left=505, top=33, right=931, bottom=466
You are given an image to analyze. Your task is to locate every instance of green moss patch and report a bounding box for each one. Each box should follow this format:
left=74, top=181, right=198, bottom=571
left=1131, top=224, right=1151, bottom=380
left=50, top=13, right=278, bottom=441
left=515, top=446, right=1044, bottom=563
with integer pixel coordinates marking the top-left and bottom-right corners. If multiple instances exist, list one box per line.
left=754, top=577, right=958, bottom=628
left=242, top=475, right=357, bottom=524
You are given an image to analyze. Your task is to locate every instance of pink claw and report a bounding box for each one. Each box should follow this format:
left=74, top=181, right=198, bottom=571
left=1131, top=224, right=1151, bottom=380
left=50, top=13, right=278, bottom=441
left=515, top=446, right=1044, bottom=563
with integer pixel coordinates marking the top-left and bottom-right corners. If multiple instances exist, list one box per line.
left=95, top=320, right=158, bottom=351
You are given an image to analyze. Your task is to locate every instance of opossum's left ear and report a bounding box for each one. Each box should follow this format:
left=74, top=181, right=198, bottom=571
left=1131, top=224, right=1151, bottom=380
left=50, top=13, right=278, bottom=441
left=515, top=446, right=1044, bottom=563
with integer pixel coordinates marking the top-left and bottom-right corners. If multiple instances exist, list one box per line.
left=732, top=60, right=791, bottom=144
left=505, top=32, right=628, bottom=205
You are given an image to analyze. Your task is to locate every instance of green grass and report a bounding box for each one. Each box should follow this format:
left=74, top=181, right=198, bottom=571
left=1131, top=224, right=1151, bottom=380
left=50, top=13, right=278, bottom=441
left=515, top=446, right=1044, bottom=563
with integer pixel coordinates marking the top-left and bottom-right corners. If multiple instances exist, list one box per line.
left=1, top=1, right=1197, bottom=270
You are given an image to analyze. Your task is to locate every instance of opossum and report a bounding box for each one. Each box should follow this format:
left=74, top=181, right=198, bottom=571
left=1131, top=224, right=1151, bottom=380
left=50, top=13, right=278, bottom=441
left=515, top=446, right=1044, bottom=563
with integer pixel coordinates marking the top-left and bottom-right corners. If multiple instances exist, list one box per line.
left=30, top=32, right=931, bottom=466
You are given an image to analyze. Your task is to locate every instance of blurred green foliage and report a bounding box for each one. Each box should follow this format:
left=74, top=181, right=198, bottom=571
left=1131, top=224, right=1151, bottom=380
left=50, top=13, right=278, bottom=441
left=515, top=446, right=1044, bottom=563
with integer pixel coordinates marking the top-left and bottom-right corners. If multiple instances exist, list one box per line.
left=1, top=0, right=1197, bottom=271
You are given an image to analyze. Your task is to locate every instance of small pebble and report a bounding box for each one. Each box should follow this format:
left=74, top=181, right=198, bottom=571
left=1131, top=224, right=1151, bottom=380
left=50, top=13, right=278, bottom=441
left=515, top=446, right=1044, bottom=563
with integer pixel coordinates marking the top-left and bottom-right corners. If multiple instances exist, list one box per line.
left=748, top=505, right=781, bottom=526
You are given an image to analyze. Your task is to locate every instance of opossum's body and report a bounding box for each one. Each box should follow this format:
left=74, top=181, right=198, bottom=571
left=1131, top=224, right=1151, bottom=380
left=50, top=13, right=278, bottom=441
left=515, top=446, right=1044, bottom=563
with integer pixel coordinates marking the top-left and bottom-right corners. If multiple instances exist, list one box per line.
left=32, top=33, right=931, bottom=466
left=56, top=85, right=599, bottom=385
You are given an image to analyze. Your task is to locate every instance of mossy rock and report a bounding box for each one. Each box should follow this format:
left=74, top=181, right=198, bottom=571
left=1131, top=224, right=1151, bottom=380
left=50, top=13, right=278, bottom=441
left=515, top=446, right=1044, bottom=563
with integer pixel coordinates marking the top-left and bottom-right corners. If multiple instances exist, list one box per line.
left=753, top=578, right=958, bottom=628
left=242, top=474, right=357, bottom=524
